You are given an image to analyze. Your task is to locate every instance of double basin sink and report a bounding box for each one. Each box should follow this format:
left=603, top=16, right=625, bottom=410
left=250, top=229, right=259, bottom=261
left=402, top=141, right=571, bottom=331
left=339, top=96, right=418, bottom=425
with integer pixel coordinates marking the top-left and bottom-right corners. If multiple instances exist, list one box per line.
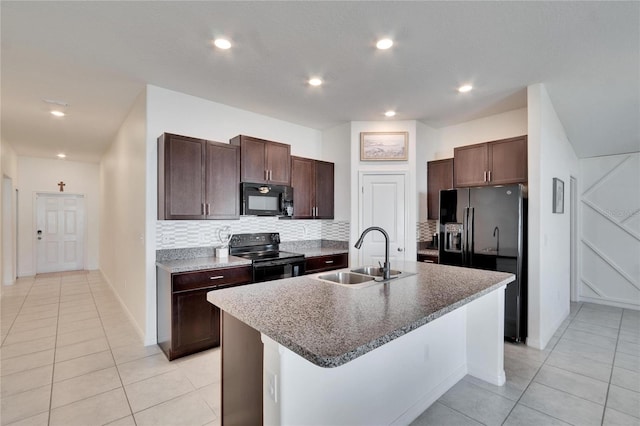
left=317, top=266, right=408, bottom=287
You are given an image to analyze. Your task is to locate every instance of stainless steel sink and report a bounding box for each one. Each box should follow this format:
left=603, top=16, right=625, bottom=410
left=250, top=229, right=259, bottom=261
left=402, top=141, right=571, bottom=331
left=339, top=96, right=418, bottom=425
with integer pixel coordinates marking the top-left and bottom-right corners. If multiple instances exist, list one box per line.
left=351, top=266, right=402, bottom=277
left=317, top=272, right=375, bottom=285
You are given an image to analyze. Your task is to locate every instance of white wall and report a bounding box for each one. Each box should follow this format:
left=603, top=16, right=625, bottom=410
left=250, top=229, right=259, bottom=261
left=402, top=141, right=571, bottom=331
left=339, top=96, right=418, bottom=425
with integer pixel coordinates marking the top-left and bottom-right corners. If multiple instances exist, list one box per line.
left=527, top=83, right=579, bottom=350
left=426, top=108, right=528, bottom=161
left=100, top=88, right=148, bottom=340
left=349, top=121, right=417, bottom=265
left=17, top=156, right=100, bottom=277
left=579, top=152, right=640, bottom=309
left=321, top=123, right=351, bottom=221
left=145, top=85, right=324, bottom=343
left=1, top=141, right=19, bottom=284
left=416, top=122, right=439, bottom=221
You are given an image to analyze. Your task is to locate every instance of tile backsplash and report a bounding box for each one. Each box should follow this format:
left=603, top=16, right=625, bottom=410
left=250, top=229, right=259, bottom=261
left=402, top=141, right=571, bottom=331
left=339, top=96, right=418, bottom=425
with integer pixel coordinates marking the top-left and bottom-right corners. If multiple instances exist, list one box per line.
left=156, top=217, right=350, bottom=249
left=417, top=220, right=438, bottom=241
left=156, top=217, right=436, bottom=249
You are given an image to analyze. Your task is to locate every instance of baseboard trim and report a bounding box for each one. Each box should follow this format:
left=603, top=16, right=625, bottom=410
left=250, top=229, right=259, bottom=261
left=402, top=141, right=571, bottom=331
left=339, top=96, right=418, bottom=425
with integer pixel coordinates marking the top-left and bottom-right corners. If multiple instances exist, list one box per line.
left=99, top=269, right=149, bottom=345
left=580, top=296, right=640, bottom=311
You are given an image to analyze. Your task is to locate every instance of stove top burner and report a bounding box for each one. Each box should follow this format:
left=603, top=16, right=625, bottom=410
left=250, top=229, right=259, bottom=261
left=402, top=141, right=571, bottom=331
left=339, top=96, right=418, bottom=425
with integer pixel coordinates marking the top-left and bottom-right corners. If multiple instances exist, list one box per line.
left=229, top=232, right=304, bottom=264
left=235, top=250, right=304, bottom=263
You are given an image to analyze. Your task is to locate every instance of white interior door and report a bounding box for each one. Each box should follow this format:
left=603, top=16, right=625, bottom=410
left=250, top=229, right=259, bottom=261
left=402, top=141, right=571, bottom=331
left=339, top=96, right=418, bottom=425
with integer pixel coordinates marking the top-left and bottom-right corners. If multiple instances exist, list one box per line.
left=360, top=173, right=406, bottom=267
left=36, top=194, right=85, bottom=273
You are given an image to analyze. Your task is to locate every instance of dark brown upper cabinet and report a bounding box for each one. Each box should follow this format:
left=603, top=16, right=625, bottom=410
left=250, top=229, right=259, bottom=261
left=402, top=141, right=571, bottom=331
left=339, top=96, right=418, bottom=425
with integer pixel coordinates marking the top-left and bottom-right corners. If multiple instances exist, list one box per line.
left=230, top=135, right=291, bottom=185
left=158, top=133, right=240, bottom=220
left=454, top=135, right=528, bottom=188
left=290, top=156, right=334, bottom=219
left=427, top=158, right=454, bottom=220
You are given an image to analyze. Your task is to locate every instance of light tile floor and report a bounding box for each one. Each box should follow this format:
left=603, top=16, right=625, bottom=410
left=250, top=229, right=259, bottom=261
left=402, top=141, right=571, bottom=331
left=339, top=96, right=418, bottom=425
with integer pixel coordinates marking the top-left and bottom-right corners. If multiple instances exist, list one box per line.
left=1, top=271, right=639, bottom=425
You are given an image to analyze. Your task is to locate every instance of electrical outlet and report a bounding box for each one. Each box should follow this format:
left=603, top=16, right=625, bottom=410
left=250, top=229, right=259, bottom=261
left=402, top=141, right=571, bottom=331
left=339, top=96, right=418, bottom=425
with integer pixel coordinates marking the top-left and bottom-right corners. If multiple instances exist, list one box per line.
left=161, top=235, right=171, bottom=244
left=266, top=370, right=278, bottom=403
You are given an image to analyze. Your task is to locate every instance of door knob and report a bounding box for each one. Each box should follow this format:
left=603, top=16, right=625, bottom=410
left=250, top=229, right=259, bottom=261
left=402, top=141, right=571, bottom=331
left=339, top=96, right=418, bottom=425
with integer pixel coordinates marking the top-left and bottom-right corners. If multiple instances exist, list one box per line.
left=397, top=247, right=404, bottom=252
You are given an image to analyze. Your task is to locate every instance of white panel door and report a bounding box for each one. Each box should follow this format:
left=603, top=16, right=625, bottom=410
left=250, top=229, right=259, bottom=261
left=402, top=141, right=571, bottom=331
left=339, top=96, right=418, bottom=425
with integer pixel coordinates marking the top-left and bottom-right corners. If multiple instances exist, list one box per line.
left=36, top=194, right=85, bottom=273
left=360, top=173, right=406, bottom=267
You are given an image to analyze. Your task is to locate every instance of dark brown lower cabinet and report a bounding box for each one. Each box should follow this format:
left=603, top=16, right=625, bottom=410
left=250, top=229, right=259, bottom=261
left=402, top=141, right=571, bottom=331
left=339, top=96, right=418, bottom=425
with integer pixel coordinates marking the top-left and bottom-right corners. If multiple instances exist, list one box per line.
left=417, top=253, right=439, bottom=264
left=157, top=265, right=252, bottom=361
left=305, top=253, right=348, bottom=274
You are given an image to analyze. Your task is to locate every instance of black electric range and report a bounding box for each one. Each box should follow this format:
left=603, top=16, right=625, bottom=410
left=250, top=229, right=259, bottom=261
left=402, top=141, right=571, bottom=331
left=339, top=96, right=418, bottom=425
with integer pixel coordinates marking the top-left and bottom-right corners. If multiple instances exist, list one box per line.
left=229, top=233, right=305, bottom=282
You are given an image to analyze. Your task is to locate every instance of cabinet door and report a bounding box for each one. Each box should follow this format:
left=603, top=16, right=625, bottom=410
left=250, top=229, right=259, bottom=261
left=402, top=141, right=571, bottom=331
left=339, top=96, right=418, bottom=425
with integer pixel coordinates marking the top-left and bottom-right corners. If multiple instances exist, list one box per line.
left=427, top=159, right=454, bottom=220
left=159, top=134, right=205, bottom=219
left=488, top=136, right=528, bottom=185
left=290, top=156, right=314, bottom=218
left=205, top=142, right=240, bottom=219
left=454, top=144, right=488, bottom=188
left=237, top=136, right=268, bottom=183
left=173, top=287, right=220, bottom=358
left=266, top=141, right=291, bottom=185
left=315, top=160, right=334, bottom=219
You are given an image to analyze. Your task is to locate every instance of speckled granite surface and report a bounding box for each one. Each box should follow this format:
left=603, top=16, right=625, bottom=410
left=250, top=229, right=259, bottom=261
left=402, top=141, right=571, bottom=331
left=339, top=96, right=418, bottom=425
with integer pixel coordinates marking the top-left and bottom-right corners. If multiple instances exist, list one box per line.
left=418, top=249, right=439, bottom=257
left=156, top=256, right=251, bottom=273
left=290, top=247, right=349, bottom=257
left=207, top=261, right=513, bottom=368
left=280, top=240, right=349, bottom=252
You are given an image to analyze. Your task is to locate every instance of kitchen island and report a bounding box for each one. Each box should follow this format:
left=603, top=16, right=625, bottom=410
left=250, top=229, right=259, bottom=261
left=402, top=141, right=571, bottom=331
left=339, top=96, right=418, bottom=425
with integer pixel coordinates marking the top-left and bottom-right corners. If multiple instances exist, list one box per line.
left=207, top=261, right=514, bottom=425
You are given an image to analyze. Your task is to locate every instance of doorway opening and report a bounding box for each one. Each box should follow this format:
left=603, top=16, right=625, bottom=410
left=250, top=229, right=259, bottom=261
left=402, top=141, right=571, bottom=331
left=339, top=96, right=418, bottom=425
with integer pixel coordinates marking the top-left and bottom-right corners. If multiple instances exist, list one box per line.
left=570, top=176, right=578, bottom=302
left=2, top=177, right=15, bottom=285
left=35, top=193, right=86, bottom=274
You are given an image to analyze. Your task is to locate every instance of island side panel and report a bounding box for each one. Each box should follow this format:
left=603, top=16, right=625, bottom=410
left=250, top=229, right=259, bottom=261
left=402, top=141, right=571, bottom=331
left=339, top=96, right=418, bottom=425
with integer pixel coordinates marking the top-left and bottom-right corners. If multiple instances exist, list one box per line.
left=221, top=311, right=263, bottom=426
left=262, top=307, right=468, bottom=426
left=466, top=285, right=506, bottom=386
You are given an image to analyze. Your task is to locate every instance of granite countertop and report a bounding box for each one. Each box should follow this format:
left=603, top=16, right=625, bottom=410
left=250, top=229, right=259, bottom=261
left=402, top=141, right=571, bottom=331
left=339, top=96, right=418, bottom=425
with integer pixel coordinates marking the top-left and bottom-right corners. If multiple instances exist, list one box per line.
left=418, top=248, right=439, bottom=256
left=156, top=255, right=251, bottom=273
left=289, top=247, right=349, bottom=258
left=207, top=261, right=514, bottom=368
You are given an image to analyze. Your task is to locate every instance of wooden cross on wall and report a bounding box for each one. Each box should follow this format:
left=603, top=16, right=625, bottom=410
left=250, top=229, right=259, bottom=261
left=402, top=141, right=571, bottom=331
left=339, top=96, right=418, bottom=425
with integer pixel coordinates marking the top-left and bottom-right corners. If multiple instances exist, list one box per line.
left=58, top=181, right=66, bottom=192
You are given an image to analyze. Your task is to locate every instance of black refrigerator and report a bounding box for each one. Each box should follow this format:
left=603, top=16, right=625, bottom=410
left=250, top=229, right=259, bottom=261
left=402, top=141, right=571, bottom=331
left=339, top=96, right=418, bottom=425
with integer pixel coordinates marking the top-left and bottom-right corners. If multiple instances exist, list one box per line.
left=439, top=184, right=527, bottom=342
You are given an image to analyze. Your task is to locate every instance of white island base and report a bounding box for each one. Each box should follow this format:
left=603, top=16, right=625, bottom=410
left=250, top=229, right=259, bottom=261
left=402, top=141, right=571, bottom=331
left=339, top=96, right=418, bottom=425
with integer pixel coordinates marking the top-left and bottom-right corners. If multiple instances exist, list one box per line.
left=261, top=285, right=506, bottom=425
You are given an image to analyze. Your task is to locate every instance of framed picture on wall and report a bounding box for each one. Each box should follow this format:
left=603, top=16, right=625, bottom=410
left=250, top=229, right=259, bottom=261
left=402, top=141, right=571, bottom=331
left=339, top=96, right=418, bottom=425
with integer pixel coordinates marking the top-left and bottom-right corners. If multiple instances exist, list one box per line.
left=360, top=132, right=408, bottom=161
left=553, top=177, right=564, bottom=214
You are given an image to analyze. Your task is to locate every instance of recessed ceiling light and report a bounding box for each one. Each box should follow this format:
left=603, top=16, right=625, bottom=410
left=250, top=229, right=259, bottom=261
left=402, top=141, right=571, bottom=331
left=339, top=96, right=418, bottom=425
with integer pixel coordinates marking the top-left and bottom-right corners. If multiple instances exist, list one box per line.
left=57, top=153, right=66, bottom=159
left=384, top=110, right=396, bottom=117
left=376, top=39, right=393, bottom=50
left=308, top=78, right=323, bottom=87
left=213, top=38, right=231, bottom=50
left=51, top=110, right=66, bottom=117
left=458, top=84, right=473, bottom=93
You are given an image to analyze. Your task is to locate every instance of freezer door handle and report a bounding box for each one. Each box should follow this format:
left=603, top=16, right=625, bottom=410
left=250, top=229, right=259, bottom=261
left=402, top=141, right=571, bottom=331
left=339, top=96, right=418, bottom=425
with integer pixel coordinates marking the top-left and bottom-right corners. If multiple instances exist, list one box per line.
left=468, top=207, right=475, bottom=266
left=462, top=207, right=469, bottom=265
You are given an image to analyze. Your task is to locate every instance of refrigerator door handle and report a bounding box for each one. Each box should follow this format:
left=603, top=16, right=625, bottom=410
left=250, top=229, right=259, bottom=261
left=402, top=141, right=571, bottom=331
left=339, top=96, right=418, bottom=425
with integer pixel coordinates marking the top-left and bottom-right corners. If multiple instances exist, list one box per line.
left=468, top=207, right=475, bottom=266
left=462, top=207, right=469, bottom=265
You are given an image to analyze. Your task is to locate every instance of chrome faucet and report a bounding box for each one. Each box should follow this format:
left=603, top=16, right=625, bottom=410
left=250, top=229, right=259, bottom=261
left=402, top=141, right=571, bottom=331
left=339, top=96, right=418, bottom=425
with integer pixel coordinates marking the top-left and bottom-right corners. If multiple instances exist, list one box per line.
left=354, top=226, right=391, bottom=280
left=493, top=226, right=500, bottom=254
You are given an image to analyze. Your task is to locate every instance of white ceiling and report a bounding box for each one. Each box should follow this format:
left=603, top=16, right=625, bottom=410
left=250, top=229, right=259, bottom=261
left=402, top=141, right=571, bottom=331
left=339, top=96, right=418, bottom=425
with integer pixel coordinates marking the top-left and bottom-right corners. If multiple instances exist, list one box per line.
left=2, top=1, right=638, bottom=163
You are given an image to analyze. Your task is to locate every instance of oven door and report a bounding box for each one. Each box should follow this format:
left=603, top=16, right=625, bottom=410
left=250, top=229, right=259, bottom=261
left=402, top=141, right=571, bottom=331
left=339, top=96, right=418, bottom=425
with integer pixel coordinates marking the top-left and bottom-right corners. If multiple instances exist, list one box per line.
left=253, top=259, right=305, bottom=283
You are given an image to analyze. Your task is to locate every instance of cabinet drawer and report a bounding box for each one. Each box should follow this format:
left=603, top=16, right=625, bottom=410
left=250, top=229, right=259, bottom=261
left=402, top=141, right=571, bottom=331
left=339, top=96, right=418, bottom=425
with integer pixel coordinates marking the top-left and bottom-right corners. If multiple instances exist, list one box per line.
left=305, top=253, right=348, bottom=274
left=173, top=266, right=252, bottom=292
left=417, top=254, right=439, bottom=264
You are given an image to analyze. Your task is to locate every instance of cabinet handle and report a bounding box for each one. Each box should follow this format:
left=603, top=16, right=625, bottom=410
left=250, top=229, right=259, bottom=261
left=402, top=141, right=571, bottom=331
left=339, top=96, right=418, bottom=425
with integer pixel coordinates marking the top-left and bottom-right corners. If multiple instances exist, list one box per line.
left=270, top=170, right=273, bottom=180
left=209, top=275, right=225, bottom=280
left=325, top=260, right=334, bottom=264
left=488, top=170, right=491, bottom=182
left=265, top=170, right=268, bottom=181
left=483, top=171, right=487, bottom=182
left=201, top=203, right=205, bottom=215
left=206, top=204, right=210, bottom=215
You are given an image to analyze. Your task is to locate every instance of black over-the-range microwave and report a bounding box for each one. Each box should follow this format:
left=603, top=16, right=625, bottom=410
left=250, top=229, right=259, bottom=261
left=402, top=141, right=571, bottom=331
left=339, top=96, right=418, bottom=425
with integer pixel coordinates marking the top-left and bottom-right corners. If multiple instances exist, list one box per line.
left=240, top=182, right=294, bottom=217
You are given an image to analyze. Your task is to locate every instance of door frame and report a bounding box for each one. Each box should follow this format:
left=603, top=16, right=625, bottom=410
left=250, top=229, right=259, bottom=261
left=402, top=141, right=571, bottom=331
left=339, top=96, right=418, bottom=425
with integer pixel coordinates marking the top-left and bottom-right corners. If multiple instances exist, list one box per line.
left=357, top=171, right=409, bottom=266
left=33, top=191, right=87, bottom=274
left=570, top=176, right=578, bottom=302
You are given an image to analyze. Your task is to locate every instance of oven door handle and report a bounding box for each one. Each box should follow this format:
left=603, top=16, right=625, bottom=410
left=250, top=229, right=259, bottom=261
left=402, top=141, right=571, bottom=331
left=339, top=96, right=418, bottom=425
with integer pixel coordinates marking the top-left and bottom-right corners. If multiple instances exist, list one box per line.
left=254, top=258, right=305, bottom=268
